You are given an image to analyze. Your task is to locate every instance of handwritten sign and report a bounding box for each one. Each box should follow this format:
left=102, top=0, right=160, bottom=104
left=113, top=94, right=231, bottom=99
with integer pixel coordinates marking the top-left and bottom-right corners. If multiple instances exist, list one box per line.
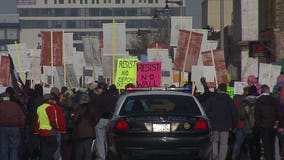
left=115, top=58, right=138, bottom=89
left=137, top=62, right=161, bottom=88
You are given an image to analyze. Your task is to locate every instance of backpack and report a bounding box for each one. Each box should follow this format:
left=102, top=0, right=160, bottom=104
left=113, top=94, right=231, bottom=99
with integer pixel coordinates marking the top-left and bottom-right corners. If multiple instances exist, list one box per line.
left=239, top=99, right=255, bottom=134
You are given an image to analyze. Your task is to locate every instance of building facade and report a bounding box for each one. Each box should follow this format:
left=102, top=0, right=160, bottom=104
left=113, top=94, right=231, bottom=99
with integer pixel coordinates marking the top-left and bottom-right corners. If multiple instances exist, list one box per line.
left=201, top=0, right=233, bottom=30
left=17, top=0, right=185, bottom=50
left=0, top=14, right=20, bottom=51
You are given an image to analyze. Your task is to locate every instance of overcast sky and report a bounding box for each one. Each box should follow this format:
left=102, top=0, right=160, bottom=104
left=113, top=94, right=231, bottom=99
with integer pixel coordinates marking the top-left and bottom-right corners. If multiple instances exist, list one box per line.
left=0, top=0, right=17, bottom=14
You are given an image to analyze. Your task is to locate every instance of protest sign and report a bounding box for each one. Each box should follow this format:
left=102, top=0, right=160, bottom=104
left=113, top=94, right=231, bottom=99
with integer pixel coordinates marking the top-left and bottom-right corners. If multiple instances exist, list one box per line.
left=234, top=81, right=248, bottom=95
left=137, top=62, right=161, bottom=88
left=115, top=58, right=138, bottom=89
left=259, top=63, right=281, bottom=90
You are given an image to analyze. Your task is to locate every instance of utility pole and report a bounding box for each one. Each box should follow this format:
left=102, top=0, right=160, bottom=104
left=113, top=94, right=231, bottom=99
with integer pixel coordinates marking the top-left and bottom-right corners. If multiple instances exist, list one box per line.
left=220, top=0, right=224, bottom=49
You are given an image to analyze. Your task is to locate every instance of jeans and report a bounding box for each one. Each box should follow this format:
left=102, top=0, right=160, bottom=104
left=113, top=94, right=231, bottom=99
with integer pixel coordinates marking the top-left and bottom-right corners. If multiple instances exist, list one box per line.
left=0, top=126, right=21, bottom=160
left=213, top=131, right=229, bottom=160
left=53, top=133, right=62, bottom=160
left=95, top=118, right=110, bottom=160
left=232, top=129, right=246, bottom=159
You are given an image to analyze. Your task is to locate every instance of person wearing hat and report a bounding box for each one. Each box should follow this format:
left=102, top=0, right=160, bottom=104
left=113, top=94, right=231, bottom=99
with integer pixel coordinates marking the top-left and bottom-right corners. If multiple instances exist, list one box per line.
left=72, top=93, right=99, bottom=160
left=0, top=92, right=25, bottom=160
left=35, top=93, right=67, bottom=160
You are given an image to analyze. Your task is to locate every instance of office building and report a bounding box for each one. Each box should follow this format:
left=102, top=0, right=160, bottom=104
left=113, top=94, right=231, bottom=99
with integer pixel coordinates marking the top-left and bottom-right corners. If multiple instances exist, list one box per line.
left=17, top=0, right=185, bottom=50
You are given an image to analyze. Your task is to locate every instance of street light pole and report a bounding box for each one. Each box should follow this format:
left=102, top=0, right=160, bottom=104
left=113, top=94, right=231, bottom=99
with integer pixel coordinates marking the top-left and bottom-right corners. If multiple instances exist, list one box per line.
left=220, top=0, right=224, bottom=49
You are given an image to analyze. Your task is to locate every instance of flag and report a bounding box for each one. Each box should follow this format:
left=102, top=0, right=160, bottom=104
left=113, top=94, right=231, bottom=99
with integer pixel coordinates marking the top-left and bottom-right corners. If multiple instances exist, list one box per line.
left=0, top=55, right=11, bottom=86
left=41, top=31, right=63, bottom=66
left=8, top=54, right=24, bottom=96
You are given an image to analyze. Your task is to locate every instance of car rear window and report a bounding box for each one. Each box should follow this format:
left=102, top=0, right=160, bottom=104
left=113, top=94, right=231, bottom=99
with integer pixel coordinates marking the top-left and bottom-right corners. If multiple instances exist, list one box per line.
left=120, top=95, right=201, bottom=115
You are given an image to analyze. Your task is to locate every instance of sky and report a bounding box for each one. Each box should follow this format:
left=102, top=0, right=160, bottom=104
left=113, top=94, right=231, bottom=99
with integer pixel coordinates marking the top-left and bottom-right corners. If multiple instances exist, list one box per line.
left=0, top=0, right=17, bottom=14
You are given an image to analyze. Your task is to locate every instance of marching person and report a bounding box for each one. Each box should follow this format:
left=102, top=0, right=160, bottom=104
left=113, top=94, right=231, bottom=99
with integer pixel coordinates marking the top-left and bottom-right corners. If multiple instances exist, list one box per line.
left=255, top=84, right=281, bottom=160
left=0, top=92, right=25, bottom=160
left=35, top=93, right=66, bottom=160
left=73, top=93, right=99, bottom=160
left=204, top=83, right=238, bottom=160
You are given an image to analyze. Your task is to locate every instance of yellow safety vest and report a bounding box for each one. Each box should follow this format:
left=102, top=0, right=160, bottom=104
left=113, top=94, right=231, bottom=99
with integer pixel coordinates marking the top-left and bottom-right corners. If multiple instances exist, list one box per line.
left=37, top=103, right=52, bottom=130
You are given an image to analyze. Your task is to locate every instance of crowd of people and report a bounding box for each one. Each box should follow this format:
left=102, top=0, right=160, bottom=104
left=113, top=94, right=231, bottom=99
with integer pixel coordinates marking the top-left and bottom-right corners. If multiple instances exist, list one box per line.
left=1, top=74, right=284, bottom=160
left=0, top=82, right=119, bottom=160
left=197, top=74, right=284, bottom=160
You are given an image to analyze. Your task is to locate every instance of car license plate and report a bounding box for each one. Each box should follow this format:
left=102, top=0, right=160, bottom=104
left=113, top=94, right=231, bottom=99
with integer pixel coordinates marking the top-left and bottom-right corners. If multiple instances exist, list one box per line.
left=153, top=123, right=170, bottom=132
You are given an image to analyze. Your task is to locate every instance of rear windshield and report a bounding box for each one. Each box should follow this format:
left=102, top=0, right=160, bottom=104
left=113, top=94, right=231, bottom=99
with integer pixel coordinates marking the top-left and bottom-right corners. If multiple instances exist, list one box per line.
left=120, top=95, right=201, bottom=115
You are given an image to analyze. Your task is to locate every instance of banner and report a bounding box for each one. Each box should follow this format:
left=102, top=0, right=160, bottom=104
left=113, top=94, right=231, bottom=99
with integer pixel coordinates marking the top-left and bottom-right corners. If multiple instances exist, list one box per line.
left=170, top=16, right=193, bottom=46
left=234, top=81, right=248, bottom=95
left=82, top=36, right=102, bottom=66
left=173, top=30, right=203, bottom=72
left=7, top=43, right=30, bottom=74
left=0, top=55, right=11, bottom=86
left=147, top=48, right=173, bottom=86
left=103, top=23, right=127, bottom=56
left=137, top=62, right=161, bottom=88
left=259, top=63, right=281, bottom=90
left=191, top=65, right=215, bottom=92
left=64, top=33, right=74, bottom=64
left=202, top=49, right=228, bottom=87
left=115, top=58, right=138, bottom=89
left=41, top=31, right=63, bottom=66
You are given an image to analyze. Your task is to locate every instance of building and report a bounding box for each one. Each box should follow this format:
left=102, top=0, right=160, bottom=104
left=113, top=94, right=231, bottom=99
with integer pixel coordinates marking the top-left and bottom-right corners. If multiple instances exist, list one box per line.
left=0, top=14, right=20, bottom=51
left=231, top=0, right=259, bottom=81
left=201, top=0, right=233, bottom=30
left=17, top=0, right=185, bottom=51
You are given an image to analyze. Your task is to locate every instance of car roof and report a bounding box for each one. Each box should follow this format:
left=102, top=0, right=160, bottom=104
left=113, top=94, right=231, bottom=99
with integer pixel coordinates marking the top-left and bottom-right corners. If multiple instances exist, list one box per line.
left=123, top=90, right=194, bottom=97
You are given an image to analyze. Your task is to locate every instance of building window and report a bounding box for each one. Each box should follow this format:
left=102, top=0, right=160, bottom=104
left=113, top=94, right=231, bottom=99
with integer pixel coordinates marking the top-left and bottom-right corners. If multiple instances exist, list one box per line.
left=85, top=0, right=87, bottom=3
left=149, top=0, right=153, bottom=3
left=45, top=0, right=48, bottom=4
left=155, top=0, right=158, bottom=3
left=73, top=0, right=76, bottom=3
left=80, top=0, right=83, bottom=3
left=108, top=0, right=111, bottom=3
left=68, top=0, right=71, bottom=3
left=122, top=0, right=125, bottom=3
left=59, top=0, right=64, bottom=4
left=92, top=0, right=94, bottom=3
left=132, top=0, right=134, bottom=4
left=54, top=0, right=57, bottom=4
left=115, top=0, right=120, bottom=4
left=96, top=0, right=99, bottom=4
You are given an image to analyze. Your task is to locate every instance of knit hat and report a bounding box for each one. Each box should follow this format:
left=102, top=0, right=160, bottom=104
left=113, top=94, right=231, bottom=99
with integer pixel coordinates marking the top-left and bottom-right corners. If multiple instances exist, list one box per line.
left=43, top=93, right=52, bottom=101
left=80, top=94, right=89, bottom=104
left=50, top=87, right=60, bottom=97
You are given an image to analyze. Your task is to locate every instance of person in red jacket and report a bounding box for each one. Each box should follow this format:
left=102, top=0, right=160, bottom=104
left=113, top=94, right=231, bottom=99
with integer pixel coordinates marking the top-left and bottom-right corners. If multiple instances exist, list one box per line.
left=0, top=92, right=25, bottom=160
left=35, top=93, right=66, bottom=160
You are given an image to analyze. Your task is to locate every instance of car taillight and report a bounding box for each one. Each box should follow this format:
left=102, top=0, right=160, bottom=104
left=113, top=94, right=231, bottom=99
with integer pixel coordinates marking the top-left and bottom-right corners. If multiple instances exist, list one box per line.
left=115, top=118, right=130, bottom=132
left=193, top=118, right=209, bottom=131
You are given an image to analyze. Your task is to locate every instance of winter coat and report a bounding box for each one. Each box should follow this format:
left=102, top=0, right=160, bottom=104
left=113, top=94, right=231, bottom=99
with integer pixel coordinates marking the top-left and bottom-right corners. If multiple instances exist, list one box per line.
left=0, top=99, right=25, bottom=128
left=255, top=93, right=280, bottom=129
left=204, top=91, right=238, bottom=131
left=239, top=95, right=257, bottom=134
left=72, top=103, right=99, bottom=140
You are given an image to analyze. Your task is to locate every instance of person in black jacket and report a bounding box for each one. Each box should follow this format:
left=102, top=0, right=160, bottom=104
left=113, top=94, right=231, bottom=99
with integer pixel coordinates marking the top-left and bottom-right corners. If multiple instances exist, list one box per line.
left=204, top=83, right=238, bottom=160
left=255, top=84, right=281, bottom=160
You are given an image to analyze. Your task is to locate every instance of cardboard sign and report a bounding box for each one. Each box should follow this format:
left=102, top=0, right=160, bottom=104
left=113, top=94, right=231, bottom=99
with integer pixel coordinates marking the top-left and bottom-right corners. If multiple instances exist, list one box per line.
left=137, top=62, right=161, bottom=88
left=115, top=58, right=138, bottom=89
